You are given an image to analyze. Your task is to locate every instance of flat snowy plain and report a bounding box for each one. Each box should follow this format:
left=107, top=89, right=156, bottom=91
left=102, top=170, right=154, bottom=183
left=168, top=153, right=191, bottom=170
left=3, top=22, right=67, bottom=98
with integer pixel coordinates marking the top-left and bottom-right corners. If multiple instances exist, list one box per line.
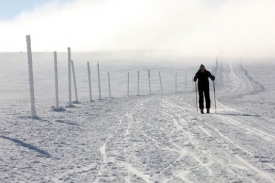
left=0, top=53, right=274, bottom=183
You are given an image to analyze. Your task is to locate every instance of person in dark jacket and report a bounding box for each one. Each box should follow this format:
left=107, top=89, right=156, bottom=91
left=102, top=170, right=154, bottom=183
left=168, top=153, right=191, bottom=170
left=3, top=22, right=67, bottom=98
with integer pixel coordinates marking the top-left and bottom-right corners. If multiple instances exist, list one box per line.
left=194, top=64, right=215, bottom=114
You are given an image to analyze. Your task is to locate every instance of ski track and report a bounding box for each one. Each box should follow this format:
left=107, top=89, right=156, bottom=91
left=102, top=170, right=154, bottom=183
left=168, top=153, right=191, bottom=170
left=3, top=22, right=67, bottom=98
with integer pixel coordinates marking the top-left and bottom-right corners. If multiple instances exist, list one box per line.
left=163, top=98, right=275, bottom=183
left=162, top=99, right=258, bottom=182
left=1, top=62, right=275, bottom=183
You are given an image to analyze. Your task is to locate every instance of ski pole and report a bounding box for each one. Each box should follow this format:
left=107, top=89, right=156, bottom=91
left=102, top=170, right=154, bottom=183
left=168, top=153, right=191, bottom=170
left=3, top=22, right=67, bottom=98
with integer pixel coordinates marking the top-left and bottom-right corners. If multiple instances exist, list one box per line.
left=213, top=80, right=217, bottom=114
left=195, top=81, right=198, bottom=114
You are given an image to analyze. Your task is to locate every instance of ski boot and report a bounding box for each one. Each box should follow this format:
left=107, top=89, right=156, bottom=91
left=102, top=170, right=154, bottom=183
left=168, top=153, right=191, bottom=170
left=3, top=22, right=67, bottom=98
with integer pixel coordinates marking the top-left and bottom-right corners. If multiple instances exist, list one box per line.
left=200, top=109, right=204, bottom=114
left=207, top=109, right=210, bottom=114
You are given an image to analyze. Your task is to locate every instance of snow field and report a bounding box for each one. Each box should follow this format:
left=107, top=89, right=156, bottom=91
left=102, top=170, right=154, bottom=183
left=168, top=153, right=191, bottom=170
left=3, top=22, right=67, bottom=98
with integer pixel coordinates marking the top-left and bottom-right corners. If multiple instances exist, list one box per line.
left=0, top=53, right=275, bottom=182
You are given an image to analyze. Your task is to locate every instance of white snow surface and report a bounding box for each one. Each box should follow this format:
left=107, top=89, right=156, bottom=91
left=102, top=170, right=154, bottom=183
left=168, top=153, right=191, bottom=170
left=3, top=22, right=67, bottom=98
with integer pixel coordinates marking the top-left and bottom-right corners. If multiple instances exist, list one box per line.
left=0, top=53, right=275, bottom=183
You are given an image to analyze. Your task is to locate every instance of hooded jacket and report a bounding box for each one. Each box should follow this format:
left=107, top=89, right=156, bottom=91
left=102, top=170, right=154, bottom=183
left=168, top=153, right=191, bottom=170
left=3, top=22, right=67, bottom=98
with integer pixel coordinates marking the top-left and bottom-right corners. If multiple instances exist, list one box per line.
left=194, top=70, right=215, bottom=90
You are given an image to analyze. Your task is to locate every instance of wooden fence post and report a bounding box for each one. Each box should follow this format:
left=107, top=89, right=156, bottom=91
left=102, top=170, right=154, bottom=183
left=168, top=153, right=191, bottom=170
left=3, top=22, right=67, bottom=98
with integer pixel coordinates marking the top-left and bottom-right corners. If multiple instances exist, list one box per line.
left=159, top=71, right=163, bottom=95
left=175, top=73, right=177, bottom=93
left=87, top=62, right=92, bottom=101
left=108, top=72, right=111, bottom=98
left=54, top=51, right=59, bottom=109
left=127, top=72, right=130, bottom=97
left=67, top=47, right=72, bottom=106
left=71, top=60, right=78, bottom=102
left=137, top=71, right=140, bottom=96
left=148, top=70, right=151, bottom=95
left=26, top=35, right=38, bottom=118
left=97, top=63, right=101, bottom=100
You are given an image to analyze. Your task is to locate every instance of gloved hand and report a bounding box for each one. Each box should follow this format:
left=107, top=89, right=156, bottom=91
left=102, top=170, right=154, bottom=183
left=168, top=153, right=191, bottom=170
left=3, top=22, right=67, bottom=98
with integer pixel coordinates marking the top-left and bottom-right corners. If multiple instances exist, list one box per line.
left=193, top=78, right=197, bottom=82
left=212, top=76, right=215, bottom=81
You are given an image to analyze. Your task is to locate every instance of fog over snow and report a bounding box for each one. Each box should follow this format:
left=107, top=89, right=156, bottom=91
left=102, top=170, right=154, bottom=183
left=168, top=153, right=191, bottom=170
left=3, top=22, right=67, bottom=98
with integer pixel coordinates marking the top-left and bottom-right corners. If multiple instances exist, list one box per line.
left=2, top=1, right=275, bottom=183
left=0, top=0, right=275, bottom=59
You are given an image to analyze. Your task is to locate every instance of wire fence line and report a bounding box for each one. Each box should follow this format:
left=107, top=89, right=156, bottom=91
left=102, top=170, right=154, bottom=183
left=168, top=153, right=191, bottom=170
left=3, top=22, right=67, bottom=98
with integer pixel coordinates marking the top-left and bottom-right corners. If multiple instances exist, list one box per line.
left=67, top=63, right=194, bottom=100
left=91, top=66, right=195, bottom=97
left=24, top=36, right=206, bottom=117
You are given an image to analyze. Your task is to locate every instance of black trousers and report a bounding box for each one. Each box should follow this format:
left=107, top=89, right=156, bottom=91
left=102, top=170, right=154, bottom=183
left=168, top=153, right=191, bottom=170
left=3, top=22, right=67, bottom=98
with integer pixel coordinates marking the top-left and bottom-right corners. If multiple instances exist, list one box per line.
left=199, top=87, right=210, bottom=109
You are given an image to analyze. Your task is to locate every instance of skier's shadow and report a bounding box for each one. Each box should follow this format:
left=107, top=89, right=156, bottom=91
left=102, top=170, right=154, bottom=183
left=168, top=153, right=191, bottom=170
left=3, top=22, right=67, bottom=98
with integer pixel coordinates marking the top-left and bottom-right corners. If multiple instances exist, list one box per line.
left=217, top=113, right=260, bottom=118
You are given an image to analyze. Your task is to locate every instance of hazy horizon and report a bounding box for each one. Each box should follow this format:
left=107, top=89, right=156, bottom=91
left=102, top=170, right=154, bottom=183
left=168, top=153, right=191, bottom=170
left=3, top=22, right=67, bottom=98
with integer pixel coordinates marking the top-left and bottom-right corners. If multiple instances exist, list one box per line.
left=0, top=0, right=275, bottom=59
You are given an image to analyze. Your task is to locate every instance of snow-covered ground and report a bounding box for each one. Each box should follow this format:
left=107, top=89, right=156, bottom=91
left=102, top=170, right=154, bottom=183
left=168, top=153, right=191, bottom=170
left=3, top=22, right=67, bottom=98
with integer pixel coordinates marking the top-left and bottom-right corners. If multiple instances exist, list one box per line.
left=0, top=53, right=275, bottom=182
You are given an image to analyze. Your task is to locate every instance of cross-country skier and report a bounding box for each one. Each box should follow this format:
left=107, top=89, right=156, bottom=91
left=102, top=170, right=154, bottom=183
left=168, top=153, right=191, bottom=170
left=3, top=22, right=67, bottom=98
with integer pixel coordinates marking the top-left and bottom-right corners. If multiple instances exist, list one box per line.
left=194, top=64, right=215, bottom=114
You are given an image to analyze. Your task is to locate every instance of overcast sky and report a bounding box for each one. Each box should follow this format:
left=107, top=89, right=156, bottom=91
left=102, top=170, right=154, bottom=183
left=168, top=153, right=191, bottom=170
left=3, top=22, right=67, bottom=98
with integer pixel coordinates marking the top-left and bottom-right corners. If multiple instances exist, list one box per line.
left=0, top=0, right=275, bottom=59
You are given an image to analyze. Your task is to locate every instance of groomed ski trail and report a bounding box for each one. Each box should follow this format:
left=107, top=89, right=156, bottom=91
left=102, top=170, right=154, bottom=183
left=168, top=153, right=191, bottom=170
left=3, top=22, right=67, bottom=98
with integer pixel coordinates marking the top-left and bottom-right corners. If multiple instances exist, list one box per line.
left=1, top=62, right=275, bottom=183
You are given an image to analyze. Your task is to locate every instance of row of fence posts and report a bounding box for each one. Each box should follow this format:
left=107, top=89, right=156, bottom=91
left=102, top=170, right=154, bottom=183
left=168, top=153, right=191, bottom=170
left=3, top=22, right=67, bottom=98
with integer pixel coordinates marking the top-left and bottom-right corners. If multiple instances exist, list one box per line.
left=59, top=63, right=193, bottom=108
left=26, top=35, right=195, bottom=118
